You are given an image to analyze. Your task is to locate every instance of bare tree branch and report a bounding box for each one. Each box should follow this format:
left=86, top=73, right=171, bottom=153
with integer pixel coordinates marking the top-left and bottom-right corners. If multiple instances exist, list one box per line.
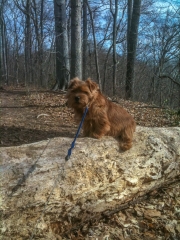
left=159, top=75, right=180, bottom=87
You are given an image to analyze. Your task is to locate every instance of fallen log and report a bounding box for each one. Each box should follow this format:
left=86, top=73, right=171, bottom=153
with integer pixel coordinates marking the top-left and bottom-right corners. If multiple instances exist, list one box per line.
left=0, top=126, right=180, bottom=239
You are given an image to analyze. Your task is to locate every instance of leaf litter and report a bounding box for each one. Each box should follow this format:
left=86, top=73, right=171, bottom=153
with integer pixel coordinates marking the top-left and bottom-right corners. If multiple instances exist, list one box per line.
left=0, top=87, right=180, bottom=239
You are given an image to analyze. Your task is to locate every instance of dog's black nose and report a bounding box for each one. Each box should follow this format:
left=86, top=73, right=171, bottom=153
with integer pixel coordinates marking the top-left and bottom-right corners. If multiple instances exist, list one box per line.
left=75, top=96, right=80, bottom=102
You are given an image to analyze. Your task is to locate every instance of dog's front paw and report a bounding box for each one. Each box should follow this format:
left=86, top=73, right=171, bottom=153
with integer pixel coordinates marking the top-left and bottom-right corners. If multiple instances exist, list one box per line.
left=120, top=141, right=132, bottom=151
left=92, top=133, right=103, bottom=139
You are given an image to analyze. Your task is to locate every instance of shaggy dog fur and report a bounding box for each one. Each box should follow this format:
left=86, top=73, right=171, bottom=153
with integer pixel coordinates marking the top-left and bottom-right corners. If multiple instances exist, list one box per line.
left=66, top=77, right=136, bottom=150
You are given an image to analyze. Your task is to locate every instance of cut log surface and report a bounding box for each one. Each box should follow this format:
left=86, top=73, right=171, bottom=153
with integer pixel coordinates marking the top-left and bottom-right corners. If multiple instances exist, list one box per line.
left=0, top=126, right=180, bottom=239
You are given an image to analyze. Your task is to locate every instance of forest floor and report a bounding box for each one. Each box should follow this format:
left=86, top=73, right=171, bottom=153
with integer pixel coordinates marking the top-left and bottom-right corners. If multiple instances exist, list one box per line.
left=0, top=86, right=180, bottom=240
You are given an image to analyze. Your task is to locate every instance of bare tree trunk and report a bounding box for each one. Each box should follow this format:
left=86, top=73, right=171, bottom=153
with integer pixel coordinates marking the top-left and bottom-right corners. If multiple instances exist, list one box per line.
left=40, top=0, right=44, bottom=87
left=127, top=0, right=132, bottom=42
left=31, top=0, right=45, bottom=87
left=0, top=1, right=2, bottom=85
left=14, top=16, right=19, bottom=85
left=1, top=0, right=8, bottom=85
left=4, top=24, right=8, bottom=85
left=110, top=0, right=118, bottom=95
left=103, top=44, right=113, bottom=91
left=86, top=0, right=101, bottom=88
left=0, top=127, right=180, bottom=239
left=125, top=0, right=141, bottom=99
left=14, top=0, right=33, bottom=86
left=103, top=6, right=126, bottom=93
left=31, top=0, right=44, bottom=87
left=177, top=30, right=180, bottom=89
left=32, top=0, right=39, bottom=86
left=82, top=0, right=87, bottom=80
left=70, top=0, right=82, bottom=79
left=53, top=0, right=70, bottom=90
left=25, top=0, right=32, bottom=85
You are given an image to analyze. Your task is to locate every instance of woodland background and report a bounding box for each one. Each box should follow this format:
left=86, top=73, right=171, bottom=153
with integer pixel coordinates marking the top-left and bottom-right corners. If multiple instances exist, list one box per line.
left=0, top=0, right=180, bottom=109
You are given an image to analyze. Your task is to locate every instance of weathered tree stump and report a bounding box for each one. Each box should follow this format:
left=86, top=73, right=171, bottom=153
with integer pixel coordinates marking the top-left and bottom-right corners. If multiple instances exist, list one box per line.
left=0, top=126, right=180, bottom=239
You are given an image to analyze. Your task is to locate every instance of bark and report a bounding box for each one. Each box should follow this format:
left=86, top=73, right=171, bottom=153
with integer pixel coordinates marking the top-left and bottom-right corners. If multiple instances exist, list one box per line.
left=0, top=126, right=180, bottom=239
left=32, top=0, right=44, bottom=87
left=0, top=1, right=2, bottom=85
left=158, top=75, right=180, bottom=87
left=54, top=0, right=70, bottom=90
left=110, top=0, right=118, bottom=96
left=126, top=0, right=141, bottom=99
left=86, top=1, right=101, bottom=88
left=13, top=13, right=19, bottom=85
left=103, top=44, right=113, bottom=91
left=127, top=0, right=132, bottom=41
left=82, top=0, right=87, bottom=80
left=1, top=1, right=8, bottom=85
left=103, top=6, right=126, bottom=92
left=40, top=0, right=44, bottom=86
left=70, top=0, right=82, bottom=79
left=25, top=0, right=32, bottom=85
left=14, top=0, right=33, bottom=85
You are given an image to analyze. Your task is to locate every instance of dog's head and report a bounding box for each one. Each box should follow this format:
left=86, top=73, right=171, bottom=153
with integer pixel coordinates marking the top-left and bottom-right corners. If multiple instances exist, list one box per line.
left=66, top=77, right=99, bottom=109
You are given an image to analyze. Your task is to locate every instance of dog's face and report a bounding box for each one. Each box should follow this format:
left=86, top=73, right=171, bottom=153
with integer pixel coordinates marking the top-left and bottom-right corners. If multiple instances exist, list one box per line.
left=66, top=78, right=99, bottom=109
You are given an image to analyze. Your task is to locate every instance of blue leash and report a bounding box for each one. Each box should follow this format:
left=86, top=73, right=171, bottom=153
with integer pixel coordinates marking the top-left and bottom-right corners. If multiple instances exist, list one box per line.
left=65, top=106, right=89, bottom=161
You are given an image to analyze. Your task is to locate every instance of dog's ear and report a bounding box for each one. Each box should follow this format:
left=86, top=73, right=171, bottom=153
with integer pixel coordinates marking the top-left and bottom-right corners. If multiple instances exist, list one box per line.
left=68, top=77, right=80, bottom=89
left=86, top=78, right=99, bottom=92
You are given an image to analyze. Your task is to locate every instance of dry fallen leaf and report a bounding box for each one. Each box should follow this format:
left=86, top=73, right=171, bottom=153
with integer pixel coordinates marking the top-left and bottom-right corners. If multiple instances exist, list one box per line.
left=144, top=209, right=161, bottom=218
